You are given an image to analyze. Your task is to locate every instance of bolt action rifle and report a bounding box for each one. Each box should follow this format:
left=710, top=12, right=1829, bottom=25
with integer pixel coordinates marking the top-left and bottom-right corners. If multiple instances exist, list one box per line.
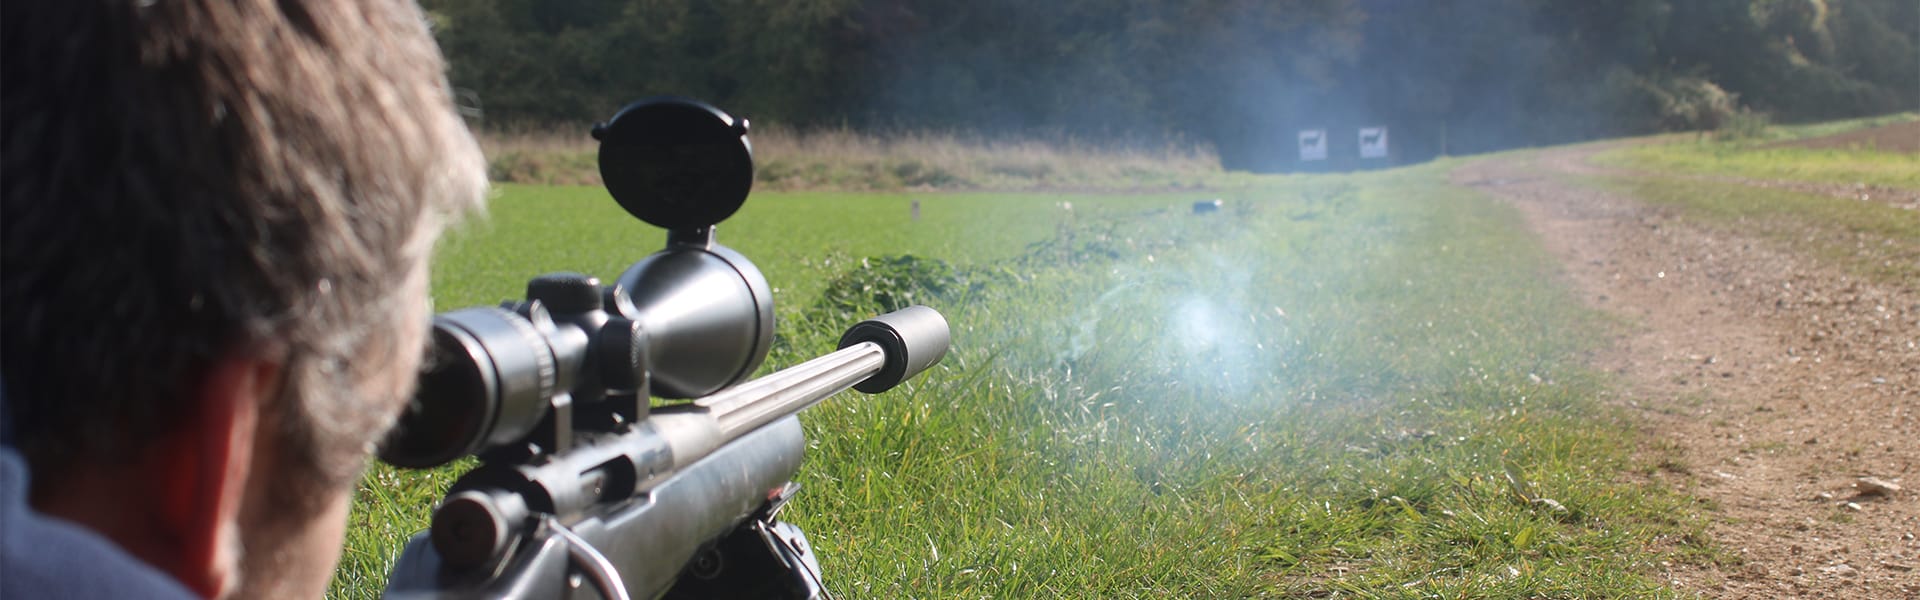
left=377, top=97, right=950, bottom=599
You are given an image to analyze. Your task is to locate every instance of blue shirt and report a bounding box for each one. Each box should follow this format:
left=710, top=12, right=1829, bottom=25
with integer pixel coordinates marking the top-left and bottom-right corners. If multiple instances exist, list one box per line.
left=0, top=445, right=199, bottom=598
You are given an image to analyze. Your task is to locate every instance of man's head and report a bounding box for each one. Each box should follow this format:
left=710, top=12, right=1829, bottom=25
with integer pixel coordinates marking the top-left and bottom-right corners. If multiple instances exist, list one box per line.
left=2, top=0, right=485, bottom=596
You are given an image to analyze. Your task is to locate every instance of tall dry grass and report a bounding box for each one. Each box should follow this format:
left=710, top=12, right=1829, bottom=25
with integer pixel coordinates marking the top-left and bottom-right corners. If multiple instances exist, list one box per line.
left=474, top=125, right=1224, bottom=191
left=474, top=126, right=600, bottom=186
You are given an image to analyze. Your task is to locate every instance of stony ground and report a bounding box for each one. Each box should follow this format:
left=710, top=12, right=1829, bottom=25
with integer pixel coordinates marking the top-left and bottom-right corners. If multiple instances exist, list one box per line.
left=1454, top=142, right=1919, bottom=598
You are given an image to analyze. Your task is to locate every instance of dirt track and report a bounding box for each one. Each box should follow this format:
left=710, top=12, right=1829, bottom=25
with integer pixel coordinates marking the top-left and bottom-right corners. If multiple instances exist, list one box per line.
left=1454, top=146, right=1920, bottom=598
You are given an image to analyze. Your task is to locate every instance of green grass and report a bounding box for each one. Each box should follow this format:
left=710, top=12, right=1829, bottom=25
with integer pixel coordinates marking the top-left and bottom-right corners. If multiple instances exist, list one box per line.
left=1764, top=112, right=1920, bottom=141
left=1592, top=112, right=1919, bottom=189
left=332, top=162, right=1711, bottom=598
left=1596, top=144, right=1920, bottom=188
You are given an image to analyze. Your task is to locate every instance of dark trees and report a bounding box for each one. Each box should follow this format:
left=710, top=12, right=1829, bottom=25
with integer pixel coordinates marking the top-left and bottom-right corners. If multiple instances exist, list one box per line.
left=424, top=0, right=1920, bottom=170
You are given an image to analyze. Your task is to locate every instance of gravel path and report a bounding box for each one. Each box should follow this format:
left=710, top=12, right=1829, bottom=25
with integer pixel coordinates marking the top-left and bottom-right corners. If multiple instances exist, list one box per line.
left=1454, top=145, right=1920, bottom=598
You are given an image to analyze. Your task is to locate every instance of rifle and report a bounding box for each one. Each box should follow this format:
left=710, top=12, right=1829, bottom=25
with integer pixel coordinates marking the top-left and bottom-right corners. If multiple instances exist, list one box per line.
left=377, top=97, right=951, bottom=599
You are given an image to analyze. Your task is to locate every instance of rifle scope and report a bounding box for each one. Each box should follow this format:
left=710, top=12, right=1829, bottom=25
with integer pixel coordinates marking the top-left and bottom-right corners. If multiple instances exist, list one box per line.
left=379, top=97, right=952, bottom=599
left=379, top=97, right=774, bottom=469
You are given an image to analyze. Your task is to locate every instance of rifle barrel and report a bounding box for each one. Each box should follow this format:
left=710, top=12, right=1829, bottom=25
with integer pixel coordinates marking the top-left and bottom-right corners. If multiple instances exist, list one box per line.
left=697, top=341, right=887, bottom=439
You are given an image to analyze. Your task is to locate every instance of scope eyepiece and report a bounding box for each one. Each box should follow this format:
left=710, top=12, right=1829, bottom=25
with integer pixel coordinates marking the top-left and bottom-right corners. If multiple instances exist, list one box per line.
left=380, top=307, right=562, bottom=469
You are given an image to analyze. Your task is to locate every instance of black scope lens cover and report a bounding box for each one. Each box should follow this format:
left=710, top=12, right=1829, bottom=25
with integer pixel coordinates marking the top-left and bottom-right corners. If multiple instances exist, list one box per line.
left=593, top=97, right=753, bottom=230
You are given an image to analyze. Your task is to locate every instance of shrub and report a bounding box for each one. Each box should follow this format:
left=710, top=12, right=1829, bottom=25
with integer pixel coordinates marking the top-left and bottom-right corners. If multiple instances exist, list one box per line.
left=1630, top=75, right=1742, bottom=132
left=1714, top=109, right=1773, bottom=141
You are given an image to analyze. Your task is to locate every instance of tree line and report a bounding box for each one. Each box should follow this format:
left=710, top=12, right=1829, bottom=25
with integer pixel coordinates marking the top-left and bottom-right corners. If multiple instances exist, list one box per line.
left=424, top=0, right=1918, bottom=170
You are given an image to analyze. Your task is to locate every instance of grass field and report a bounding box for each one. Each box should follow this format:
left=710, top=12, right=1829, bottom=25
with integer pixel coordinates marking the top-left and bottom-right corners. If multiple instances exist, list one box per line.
left=329, top=157, right=1721, bottom=597
left=1592, top=112, right=1919, bottom=188
left=1595, top=144, right=1919, bottom=189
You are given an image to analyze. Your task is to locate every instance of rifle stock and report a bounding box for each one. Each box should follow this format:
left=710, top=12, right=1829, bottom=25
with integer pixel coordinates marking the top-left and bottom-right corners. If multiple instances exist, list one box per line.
left=383, top=416, right=806, bottom=599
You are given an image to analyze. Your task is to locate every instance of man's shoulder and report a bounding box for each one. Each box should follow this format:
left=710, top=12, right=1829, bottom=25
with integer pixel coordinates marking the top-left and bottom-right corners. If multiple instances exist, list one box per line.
left=1, top=448, right=199, bottom=599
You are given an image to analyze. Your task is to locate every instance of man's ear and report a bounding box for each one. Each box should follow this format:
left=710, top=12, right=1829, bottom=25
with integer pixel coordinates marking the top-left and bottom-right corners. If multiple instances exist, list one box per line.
left=149, top=355, right=273, bottom=598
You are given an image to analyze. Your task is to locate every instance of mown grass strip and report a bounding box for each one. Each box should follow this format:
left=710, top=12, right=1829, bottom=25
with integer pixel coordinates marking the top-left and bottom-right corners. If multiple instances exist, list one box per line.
left=1595, top=143, right=1919, bottom=189
left=1591, top=112, right=1919, bottom=189
left=1764, top=112, right=1920, bottom=142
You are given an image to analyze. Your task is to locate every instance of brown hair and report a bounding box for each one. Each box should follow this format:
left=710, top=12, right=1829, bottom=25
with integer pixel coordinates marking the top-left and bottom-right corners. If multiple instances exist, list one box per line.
left=2, top=0, right=486, bottom=490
